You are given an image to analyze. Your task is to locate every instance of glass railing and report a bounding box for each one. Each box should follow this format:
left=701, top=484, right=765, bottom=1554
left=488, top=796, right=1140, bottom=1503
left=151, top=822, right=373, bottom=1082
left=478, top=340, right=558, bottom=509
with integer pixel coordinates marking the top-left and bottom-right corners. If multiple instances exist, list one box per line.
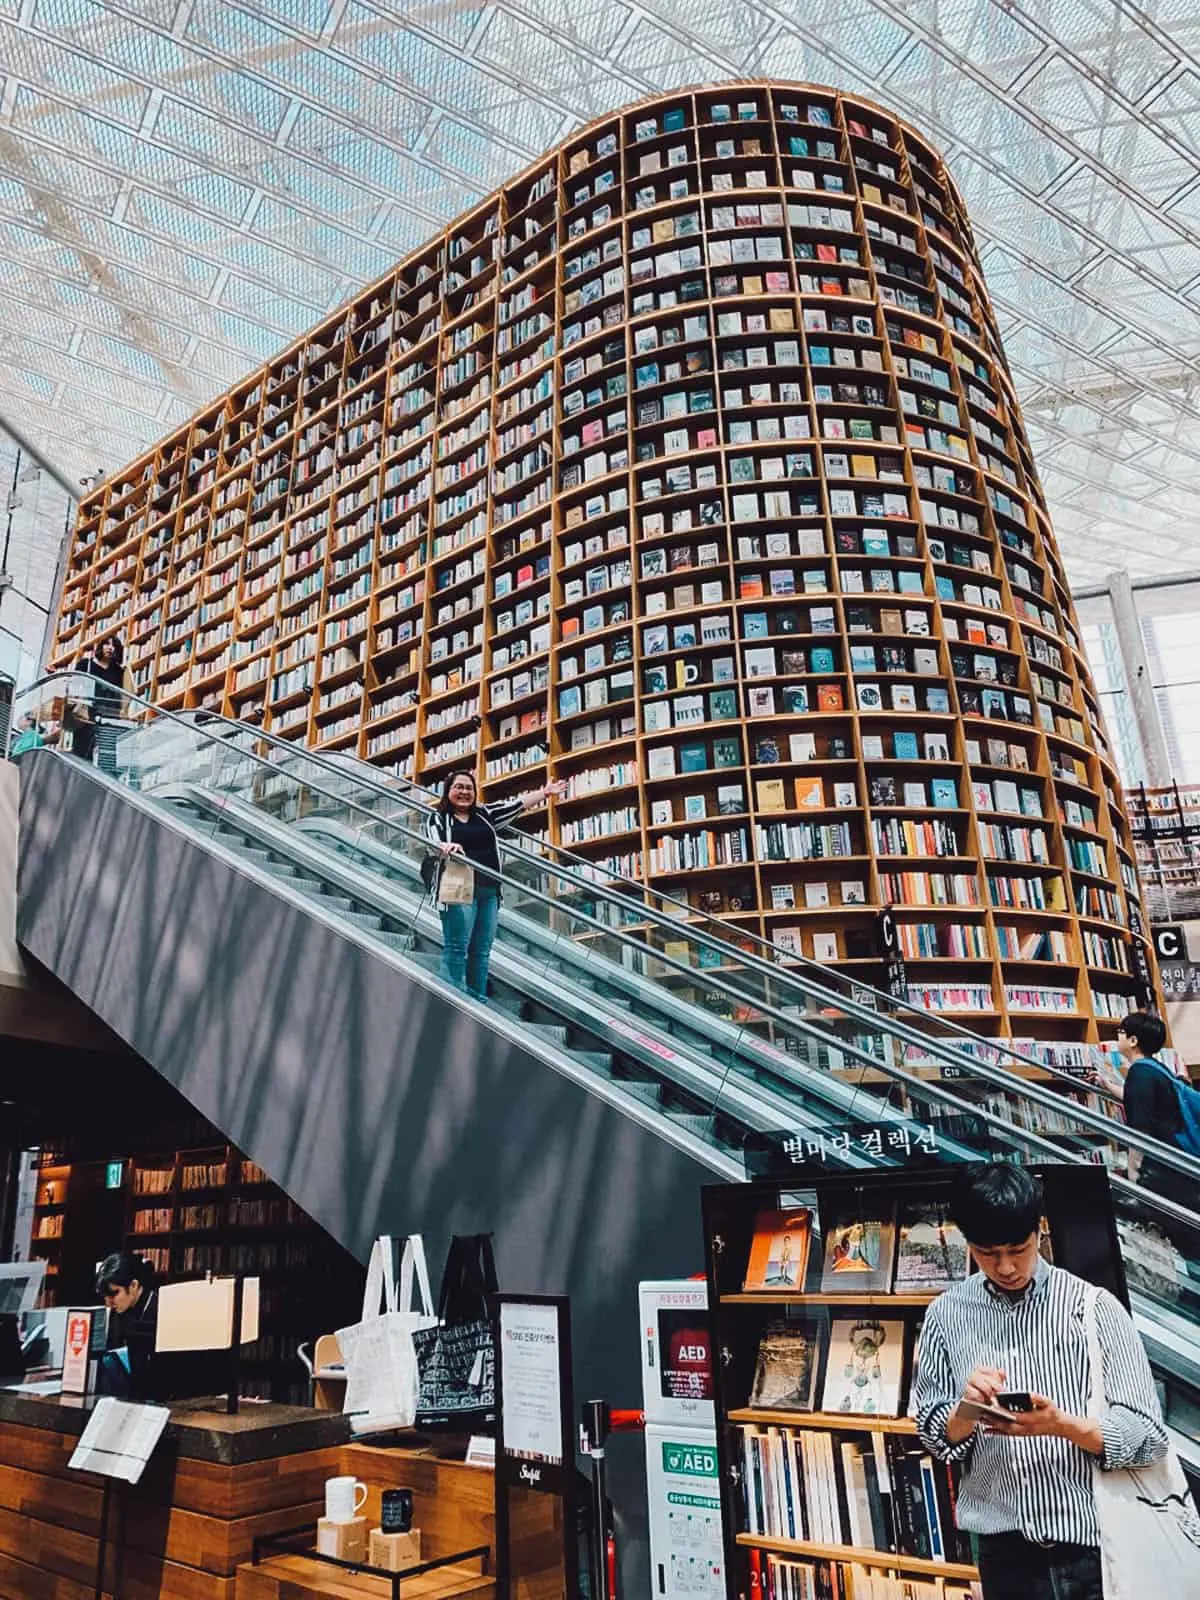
left=15, top=672, right=1200, bottom=1403
left=13, top=673, right=1198, bottom=1202
left=24, top=684, right=1121, bottom=1119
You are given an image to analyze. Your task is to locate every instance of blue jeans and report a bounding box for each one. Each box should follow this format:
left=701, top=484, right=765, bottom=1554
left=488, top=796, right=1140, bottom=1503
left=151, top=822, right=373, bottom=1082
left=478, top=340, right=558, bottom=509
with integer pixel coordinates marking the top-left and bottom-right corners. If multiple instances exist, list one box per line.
left=439, top=885, right=500, bottom=1000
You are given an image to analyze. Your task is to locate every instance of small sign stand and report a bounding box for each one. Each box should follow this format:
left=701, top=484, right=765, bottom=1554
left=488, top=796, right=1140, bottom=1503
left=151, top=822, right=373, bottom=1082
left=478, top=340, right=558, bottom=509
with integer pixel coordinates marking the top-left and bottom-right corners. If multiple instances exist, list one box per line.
left=493, top=1293, right=577, bottom=1600
left=68, top=1397, right=170, bottom=1599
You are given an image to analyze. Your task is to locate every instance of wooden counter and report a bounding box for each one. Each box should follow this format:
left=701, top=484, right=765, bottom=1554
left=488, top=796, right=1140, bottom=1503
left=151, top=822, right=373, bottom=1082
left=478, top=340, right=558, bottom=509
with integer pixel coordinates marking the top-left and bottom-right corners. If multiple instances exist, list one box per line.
left=0, top=1387, right=349, bottom=1600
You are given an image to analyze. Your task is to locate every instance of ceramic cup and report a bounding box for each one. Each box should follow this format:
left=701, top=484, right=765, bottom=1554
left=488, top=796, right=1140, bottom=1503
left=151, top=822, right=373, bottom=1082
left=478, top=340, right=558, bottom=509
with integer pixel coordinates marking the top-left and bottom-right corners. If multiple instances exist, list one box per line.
left=325, top=1475, right=368, bottom=1523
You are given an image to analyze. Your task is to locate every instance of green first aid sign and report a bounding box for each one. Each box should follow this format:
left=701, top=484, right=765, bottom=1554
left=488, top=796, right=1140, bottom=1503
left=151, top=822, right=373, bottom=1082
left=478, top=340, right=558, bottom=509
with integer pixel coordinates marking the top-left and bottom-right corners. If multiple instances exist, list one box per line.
left=662, top=1441, right=718, bottom=1479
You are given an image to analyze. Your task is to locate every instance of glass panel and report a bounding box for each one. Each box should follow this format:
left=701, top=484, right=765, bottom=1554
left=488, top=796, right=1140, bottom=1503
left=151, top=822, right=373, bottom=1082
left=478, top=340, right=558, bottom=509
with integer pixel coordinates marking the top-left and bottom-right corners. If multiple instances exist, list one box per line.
left=13, top=673, right=1200, bottom=1383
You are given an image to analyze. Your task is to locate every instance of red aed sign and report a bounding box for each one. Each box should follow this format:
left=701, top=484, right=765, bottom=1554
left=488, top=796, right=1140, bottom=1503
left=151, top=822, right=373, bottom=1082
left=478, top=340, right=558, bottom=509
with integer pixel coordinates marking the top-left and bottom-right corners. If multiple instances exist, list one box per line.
left=61, top=1309, right=93, bottom=1395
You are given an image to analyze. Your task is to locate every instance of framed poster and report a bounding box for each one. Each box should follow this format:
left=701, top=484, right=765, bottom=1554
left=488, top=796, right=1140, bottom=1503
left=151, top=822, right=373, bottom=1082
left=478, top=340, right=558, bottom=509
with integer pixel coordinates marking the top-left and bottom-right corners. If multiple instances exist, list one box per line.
left=494, top=1294, right=577, bottom=1599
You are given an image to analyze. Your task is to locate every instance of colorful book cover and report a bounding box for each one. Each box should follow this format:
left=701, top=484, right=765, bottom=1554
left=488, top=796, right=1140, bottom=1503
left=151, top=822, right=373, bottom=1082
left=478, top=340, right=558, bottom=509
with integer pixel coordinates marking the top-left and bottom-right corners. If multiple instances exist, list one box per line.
left=894, top=1201, right=968, bottom=1291
left=820, top=1316, right=906, bottom=1416
left=742, top=1207, right=813, bottom=1292
left=820, top=1206, right=897, bottom=1293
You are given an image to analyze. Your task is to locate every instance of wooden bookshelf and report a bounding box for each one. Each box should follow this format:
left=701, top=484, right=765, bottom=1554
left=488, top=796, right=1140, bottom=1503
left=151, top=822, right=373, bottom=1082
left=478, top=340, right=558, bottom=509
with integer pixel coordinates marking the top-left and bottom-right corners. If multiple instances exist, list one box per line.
left=734, top=1533, right=977, bottom=1580
left=49, top=80, right=1157, bottom=1051
left=703, top=1166, right=1129, bottom=1600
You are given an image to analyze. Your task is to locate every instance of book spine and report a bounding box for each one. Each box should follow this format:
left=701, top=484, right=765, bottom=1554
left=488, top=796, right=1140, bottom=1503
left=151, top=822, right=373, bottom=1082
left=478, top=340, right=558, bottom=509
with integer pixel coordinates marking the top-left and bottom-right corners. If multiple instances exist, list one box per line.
left=860, top=1444, right=892, bottom=1551
left=919, top=1454, right=945, bottom=1561
left=742, top=1425, right=761, bottom=1536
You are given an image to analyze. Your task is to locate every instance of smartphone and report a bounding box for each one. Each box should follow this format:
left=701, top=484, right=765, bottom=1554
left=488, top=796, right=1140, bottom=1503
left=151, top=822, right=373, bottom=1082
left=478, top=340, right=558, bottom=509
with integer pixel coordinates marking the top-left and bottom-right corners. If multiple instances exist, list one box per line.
left=995, top=1391, right=1033, bottom=1412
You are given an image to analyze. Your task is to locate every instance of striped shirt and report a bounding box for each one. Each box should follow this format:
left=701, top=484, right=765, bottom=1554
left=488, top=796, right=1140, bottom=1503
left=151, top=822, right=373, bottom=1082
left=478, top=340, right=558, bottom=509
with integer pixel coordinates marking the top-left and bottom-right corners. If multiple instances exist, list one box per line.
left=909, top=1258, right=1167, bottom=1544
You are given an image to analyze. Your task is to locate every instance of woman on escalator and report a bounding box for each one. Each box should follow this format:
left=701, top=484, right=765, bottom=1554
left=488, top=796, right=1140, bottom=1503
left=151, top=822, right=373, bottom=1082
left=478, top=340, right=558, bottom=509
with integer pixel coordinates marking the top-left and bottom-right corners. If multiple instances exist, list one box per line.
left=424, top=769, right=565, bottom=1002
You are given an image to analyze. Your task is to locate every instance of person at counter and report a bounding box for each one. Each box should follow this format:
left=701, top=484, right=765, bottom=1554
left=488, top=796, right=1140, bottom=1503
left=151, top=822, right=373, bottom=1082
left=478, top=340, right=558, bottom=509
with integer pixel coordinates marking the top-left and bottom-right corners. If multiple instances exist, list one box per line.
left=96, top=1252, right=159, bottom=1398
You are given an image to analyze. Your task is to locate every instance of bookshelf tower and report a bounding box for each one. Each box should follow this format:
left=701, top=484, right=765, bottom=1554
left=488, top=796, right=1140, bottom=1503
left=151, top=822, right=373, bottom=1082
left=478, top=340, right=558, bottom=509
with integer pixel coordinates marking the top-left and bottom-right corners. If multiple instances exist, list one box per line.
left=49, top=82, right=1154, bottom=1048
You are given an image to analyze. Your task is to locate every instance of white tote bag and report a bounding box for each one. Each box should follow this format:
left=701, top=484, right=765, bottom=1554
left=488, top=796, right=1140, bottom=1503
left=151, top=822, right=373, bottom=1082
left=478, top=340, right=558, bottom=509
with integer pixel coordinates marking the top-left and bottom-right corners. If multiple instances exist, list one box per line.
left=1085, top=1285, right=1200, bottom=1595
left=336, top=1234, right=437, bottom=1434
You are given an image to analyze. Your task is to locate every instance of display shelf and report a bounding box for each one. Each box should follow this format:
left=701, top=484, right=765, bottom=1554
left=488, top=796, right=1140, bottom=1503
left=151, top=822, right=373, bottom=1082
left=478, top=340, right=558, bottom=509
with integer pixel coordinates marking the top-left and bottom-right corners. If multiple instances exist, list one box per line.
left=734, top=1533, right=977, bottom=1580
left=50, top=79, right=1156, bottom=1049
left=704, top=1166, right=1129, bottom=1600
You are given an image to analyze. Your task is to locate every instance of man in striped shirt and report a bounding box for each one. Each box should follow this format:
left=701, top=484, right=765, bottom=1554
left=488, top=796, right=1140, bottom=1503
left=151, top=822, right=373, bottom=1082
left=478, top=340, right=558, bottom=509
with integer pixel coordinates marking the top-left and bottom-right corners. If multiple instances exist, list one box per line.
left=910, top=1164, right=1167, bottom=1600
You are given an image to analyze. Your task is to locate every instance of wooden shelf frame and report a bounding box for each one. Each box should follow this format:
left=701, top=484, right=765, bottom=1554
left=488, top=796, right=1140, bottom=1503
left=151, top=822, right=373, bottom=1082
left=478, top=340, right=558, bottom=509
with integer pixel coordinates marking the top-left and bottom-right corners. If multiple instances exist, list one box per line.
left=49, top=80, right=1158, bottom=1050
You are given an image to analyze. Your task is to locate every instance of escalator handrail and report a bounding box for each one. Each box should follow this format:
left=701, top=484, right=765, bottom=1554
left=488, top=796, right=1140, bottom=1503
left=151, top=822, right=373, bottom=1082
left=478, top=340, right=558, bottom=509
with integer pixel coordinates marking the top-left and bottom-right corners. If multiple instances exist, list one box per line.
left=31, top=669, right=1134, bottom=1105
left=17, top=670, right=1197, bottom=1186
left=13, top=670, right=1131, bottom=1117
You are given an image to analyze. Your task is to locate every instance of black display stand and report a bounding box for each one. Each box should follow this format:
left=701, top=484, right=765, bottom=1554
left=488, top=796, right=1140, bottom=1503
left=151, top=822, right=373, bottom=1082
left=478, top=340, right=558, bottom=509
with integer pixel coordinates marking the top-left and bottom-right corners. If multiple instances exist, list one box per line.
left=493, top=1292, right=578, bottom=1600
left=702, top=1164, right=1126, bottom=1600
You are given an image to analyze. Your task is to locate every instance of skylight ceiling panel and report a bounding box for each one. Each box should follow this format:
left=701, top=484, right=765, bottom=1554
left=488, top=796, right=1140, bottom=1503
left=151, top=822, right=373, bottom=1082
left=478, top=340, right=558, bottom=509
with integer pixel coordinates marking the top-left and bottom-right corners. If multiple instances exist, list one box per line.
left=474, top=6, right=636, bottom=115
left=425, top=117, right=511, bottom=187
left=246, top=0, right=332, bottom=33
left=1052, top=165, right=1182, bottom=252
left=86, top=333, right=172, bottom=385
left=189, top=341, right=248, bottom=386
left=337, top=5, right=561, bottom=152
left=967, top=178, right=1099, bottom=276
left=6, top=24, right=148, bottom=126
left=219, top=273, right=324, bottom=336
left=1075, top=256, right=1200, bottom=353
left=334, top=0, right=479, bottom=50
left=1030, top=0, right=1177, bottom=104
left=880, top=0, right=1044, bottom=89
left=287, top=106, right=409, bottom=195
left=1146, top=70, right=1200, bottom=161
left=884, top=44, right=1075, bottom=192
left=982, top=243, right=1125, bottom=348
left=126, top=188, right=229, bottom=255
left=154, top=94, right=271, bottom=175
left=775, top=0, right=911, bottom=78
left=242, top=150, right=368, bottom=223
left=631, top=0, right=777, bottom=74
left=226, top=234, right=340, bottom=305
left=214, top=309, right=288, bottom=362
left=1016, top=56, right=1194, bottom=206
left=1000, top=323, right=1115, bottom=386
left=611, top=16, right=727, bottom=89
left=488, top=0, right=629, bottom=60
left=0, top=132, right=125, bottom=215
left=371, top=203, right=432, bottom=256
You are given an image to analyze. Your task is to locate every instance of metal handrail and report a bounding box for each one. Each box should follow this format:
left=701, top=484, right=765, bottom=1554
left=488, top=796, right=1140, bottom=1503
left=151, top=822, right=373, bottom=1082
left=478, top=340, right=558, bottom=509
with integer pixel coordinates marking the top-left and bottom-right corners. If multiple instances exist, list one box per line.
left=36, top=673, right=1132, bottom=1102
left=17, top=669, right=1197, bottom=1184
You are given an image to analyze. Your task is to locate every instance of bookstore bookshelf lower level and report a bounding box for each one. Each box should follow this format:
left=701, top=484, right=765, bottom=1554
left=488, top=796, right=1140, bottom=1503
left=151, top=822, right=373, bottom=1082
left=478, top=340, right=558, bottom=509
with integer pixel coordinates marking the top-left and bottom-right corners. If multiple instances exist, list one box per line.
left=702, top=1165, right=1125, bottom=1600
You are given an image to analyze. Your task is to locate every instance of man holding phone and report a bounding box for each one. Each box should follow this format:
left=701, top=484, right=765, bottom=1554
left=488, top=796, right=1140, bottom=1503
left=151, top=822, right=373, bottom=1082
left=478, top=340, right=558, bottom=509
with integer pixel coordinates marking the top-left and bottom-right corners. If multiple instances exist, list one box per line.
left=909, top=1165, right=1167, bottom=1600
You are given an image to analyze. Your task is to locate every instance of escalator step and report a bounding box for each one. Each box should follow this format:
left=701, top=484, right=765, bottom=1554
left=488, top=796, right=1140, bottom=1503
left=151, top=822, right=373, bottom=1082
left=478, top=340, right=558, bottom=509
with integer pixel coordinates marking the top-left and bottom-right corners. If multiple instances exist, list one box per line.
left=344, top=912, right=384, bottom=931
left=569, top=1051, right=613, bottom=1074
left=526, top=1024, right=569, bottom=1048
left=622, top=1080, right=663, bottom=1106
left=667, top=1112, right=717, bottom=1140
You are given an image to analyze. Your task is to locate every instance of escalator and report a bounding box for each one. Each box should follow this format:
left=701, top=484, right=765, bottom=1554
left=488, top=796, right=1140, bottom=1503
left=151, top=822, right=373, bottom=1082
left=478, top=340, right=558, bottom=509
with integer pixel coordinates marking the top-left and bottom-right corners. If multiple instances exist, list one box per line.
left=11, top=674, right=1200, bottom=1461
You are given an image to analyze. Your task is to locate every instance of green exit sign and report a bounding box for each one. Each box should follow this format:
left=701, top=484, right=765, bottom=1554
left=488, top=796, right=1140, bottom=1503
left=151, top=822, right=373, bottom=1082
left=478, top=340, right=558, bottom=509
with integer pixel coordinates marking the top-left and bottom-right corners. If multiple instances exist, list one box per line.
left=105, top=1161, right=124, bottom=1190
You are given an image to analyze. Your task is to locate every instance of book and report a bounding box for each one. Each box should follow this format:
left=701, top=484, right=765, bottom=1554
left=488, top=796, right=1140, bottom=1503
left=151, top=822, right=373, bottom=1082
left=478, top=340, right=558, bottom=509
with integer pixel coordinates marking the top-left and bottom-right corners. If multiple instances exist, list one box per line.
left=742, top=1206, right=814, bottom=1291
left=748, top=1320, right=820, bottom=1410
left=820, top=1316, right=906, bottom=1417
left=894, top=1200, right=969, bottom=1291
left=819, top=1206, right=897, bottom=1293
left=794, top=776, right=825, bottom=809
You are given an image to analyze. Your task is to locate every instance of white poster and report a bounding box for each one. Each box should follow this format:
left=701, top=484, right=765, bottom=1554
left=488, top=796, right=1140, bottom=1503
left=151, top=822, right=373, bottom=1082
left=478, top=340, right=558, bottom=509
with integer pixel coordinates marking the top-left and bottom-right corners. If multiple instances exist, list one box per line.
left=68, top=1397, right=170, bottom=1484
left=499, top=1301, right=563, bottom=1465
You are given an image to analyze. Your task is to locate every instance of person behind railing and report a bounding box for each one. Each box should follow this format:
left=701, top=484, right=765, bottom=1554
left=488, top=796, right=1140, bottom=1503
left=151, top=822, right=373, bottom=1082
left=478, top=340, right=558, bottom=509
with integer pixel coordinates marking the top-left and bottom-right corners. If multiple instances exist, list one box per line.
left=424, top=768, right=566, bottom=1002
left=8, top=710, right=58, bottom=758
left=1117, top=1011, right=1197, bottom=1212
left=79, top=634, right=127, bottom=776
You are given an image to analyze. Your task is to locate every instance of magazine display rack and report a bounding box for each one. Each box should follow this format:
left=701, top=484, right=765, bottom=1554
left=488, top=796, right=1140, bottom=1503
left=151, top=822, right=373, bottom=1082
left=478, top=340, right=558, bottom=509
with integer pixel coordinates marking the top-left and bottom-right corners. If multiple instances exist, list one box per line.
left=702, top=1165, right=1125, bottom=1599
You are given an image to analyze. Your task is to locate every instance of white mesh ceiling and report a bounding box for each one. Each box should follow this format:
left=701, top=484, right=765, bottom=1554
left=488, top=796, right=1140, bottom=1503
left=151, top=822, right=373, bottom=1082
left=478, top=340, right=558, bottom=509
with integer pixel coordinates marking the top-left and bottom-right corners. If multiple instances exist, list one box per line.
left=2, top=0, right=1200, bottom=586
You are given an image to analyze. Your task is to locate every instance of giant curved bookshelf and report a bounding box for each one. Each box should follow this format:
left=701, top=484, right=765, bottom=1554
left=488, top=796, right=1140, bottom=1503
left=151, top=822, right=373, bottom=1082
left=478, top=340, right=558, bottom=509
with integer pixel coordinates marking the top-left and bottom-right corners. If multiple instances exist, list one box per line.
left=50, top=81, right=1155, bottom=1047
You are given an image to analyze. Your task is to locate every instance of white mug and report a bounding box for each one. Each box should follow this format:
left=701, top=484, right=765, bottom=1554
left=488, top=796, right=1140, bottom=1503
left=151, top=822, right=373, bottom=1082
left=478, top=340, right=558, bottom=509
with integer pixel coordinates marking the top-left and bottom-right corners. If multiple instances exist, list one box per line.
left=325, top=1474, right=368, bottom=1523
